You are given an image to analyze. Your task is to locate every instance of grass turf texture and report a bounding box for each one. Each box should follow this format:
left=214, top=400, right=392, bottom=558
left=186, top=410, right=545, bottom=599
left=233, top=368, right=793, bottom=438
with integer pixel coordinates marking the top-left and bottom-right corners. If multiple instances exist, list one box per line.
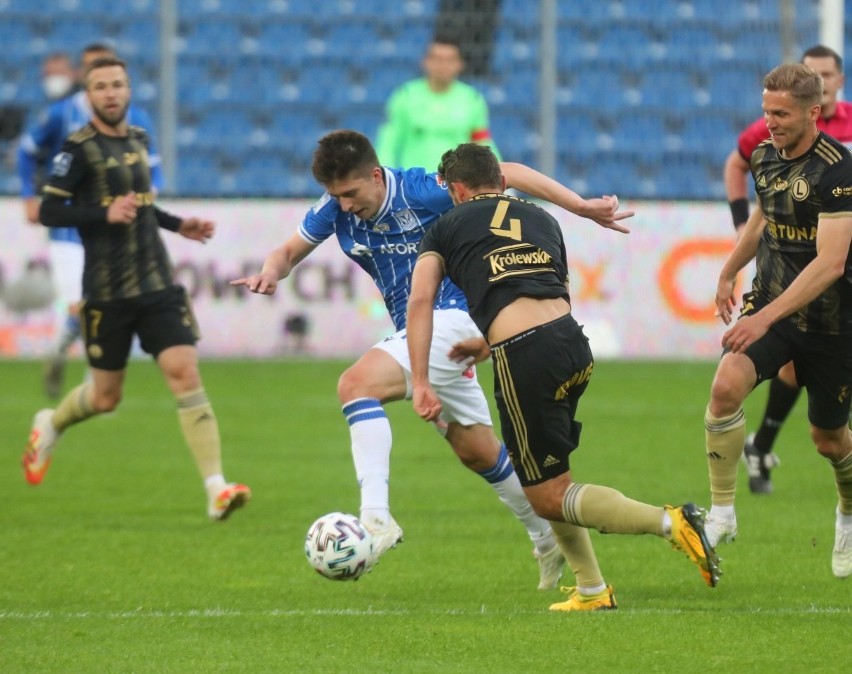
left=1, top=359, right=849, bottom=673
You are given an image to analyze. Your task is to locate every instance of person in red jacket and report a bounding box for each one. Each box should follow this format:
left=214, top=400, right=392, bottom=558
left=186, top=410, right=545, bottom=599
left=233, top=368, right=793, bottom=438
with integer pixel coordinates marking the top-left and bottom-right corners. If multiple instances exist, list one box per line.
left=722, top=45, right=852, bottom=494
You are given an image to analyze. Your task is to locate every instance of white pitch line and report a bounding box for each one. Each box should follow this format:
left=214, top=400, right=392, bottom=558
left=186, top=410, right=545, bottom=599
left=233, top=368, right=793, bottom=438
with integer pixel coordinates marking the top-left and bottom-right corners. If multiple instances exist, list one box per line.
left=0, top=605, right=850, bottom=620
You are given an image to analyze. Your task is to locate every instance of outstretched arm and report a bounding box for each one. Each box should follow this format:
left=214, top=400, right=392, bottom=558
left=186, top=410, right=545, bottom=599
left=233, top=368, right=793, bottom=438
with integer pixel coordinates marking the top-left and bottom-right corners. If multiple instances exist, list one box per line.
left=499, top=161, right=633, bottom=233
left=230, top=232, right=317, bottom=295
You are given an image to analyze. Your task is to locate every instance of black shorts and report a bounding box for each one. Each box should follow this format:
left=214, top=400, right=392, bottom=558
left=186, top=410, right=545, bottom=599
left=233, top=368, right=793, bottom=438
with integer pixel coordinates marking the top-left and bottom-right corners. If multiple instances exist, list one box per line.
left=80, top=285, right=200, bottom=371
left=739, top=296, right=852, bottom=430
left=490, top=313, right=593, bottom=487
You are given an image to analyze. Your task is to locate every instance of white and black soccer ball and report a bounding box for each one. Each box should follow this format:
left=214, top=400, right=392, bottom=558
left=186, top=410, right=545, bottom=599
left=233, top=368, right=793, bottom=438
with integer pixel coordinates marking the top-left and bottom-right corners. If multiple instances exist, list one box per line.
left=305, top=512, right=374, bottom=581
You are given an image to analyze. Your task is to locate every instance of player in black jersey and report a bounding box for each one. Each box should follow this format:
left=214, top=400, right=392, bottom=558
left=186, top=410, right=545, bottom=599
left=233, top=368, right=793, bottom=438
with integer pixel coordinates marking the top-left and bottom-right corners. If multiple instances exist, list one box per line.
left=21, top=56, right=250, bottom=521
left=406, top=143, right=721, bottom=610
left=703, top=63, right=852, bottom=578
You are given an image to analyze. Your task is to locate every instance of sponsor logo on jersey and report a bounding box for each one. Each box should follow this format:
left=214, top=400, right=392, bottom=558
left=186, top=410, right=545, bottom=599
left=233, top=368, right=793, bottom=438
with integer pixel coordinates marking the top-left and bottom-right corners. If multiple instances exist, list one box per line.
left=350, top=243, right=373, bottom=258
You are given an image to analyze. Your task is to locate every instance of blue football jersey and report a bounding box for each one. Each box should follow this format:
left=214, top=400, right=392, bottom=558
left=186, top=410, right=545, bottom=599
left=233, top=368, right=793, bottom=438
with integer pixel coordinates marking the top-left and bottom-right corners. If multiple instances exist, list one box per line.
left=299, top=167, right=468, bottom=330
left=17, top=90, right=163, bottom=244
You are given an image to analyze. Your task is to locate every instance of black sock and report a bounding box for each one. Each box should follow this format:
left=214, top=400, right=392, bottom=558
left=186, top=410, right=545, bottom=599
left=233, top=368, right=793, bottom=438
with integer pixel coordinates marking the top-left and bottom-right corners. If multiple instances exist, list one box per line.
left=753, top=378, right=801, bottom=454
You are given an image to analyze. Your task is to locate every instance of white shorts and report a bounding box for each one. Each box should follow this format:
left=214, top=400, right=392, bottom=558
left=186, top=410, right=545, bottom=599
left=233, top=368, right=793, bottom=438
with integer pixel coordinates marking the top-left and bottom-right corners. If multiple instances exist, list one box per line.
left=374, top=308, right=493, bottom=427
left=48, top=240, right=83, bottom=308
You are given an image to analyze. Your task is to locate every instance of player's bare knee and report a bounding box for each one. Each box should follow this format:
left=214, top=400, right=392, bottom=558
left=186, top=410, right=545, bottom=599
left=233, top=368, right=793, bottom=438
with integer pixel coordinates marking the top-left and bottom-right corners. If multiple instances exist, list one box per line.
left=529, top=497, right=562, bottom=521
left=709, top=376, right=746, bottom=416
left=446, top=424, right=499, bottom=471
left=337, top=367, right=365, bottom=403
left=811, top=428, right=850, bottom=462
left=92, top=390, right=121, bottom=412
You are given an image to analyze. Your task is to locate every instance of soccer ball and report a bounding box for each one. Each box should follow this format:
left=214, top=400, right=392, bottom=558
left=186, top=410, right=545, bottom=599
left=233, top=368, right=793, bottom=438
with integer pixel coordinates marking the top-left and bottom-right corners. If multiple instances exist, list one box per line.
left=305, top=512, right=374, bottom=581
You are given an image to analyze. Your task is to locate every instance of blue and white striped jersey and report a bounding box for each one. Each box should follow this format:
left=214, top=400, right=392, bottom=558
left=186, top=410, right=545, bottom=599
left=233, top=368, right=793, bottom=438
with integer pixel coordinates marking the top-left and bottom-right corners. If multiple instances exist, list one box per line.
left=17, top=90, right=163, bottom=244
left=300, top=166, right=467, bottom=330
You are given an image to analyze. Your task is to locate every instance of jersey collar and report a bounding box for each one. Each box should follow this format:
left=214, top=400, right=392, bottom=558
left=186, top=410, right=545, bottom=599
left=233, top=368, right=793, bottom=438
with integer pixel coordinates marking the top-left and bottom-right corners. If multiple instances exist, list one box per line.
left=368, top=167, right=396, bottom=223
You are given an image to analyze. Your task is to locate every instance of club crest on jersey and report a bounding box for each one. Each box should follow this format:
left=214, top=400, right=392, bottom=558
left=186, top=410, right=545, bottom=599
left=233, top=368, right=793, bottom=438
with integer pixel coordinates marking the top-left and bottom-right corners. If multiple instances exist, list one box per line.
left=51, top=152, right=73, bottom=177
left=791, top=177, right=810, bottom=201
left=392, top=209, right=420, bottom=232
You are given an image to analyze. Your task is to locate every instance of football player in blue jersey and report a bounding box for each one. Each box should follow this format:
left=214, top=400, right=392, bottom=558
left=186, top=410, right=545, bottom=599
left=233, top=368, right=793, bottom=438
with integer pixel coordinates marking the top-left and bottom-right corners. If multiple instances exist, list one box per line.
left=231, top=129, right=631, bottom=588
left=17, top=43, right=164, bottom=399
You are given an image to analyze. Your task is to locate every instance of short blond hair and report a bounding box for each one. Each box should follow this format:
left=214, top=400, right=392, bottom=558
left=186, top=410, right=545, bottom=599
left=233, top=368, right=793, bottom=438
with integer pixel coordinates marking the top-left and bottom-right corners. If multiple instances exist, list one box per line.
left=763, top=62, right=823, bottom=108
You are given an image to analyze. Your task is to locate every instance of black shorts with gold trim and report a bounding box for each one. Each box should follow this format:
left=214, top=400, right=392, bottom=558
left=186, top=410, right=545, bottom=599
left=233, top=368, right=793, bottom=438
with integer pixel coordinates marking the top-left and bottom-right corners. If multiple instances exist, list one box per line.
left=490, top=313, right=593, bottom=487
left=80, top=285, right=200, bottom=371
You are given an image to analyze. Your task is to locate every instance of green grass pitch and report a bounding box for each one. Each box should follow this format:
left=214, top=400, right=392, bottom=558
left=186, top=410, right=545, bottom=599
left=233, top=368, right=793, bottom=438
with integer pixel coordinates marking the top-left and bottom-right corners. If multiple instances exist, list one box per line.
left=1, top=358, right=849, bottom=673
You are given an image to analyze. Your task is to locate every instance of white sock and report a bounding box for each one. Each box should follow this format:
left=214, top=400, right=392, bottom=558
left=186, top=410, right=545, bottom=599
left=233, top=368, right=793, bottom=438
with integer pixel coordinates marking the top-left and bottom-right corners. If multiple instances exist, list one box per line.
left=343, top=398, right=392, bottom=521
left=838, top=508, right=852, bottom=527
left=710, top=504, right=736, bottom=520
left=578, top=583, right=607, bottom=596
left=479, top=444, right=553, bottom=551
left=204, top=474, right=227, bottom=499
left=662, top=511, right=672, bottom=537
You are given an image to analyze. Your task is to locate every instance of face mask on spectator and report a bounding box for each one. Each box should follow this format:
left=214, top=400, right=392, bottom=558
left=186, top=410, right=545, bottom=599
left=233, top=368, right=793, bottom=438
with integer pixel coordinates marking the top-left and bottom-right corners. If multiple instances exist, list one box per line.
left=42, top=74, right=74, bottom=100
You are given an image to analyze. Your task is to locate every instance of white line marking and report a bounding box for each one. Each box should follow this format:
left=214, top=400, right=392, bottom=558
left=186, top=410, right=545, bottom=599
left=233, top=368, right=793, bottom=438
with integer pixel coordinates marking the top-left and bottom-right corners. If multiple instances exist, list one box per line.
left=0, top=605, right=849, bottom=620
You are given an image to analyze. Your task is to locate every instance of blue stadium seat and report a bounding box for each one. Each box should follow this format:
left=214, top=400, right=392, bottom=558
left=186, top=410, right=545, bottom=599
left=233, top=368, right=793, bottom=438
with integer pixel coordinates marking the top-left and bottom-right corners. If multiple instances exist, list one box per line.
left=190, top=109, right=256, bottom=151
left=179, top=18, right=247, bottom=57
left=176, top=0, right=270, bottom=18
left=112, top=18, right=160, bottom=61
left=638, top=66, right=707, bottom=111
left=46, top=19, right=112, bottom=51
left=655, top=152, right=725, bottom=200
left=76, top=0, right=156, bottom=14
left=593, top=23, right=663, bottom=67
left=255, top=20, right=313, bottom=62
left=608, top=114, right=673, bottom=155
left=494, top=23, right=540, bottom=69
left=556, top=110, right=607, bottom=156
left=705, top=69, right=765, bottom=106
left=679, top=112, right=742, bottom=161
left=661, top=22, right=724, bottom=67
left=0, top=18, right=39, bottom=54
left=557, top=67, right=631, bottom=113
left=553, top=23, right=594, bottom=68
left=499, top=0, right=540, bottom=27
left=556, top=1, right=625, bottom=21
left=176, top=151, right=223, bottom=196
left=339, top=109, right=385, bottom=141
left=266, top=109, right=332, bottom=155
left=583, top=154, right=657, bottom=200
left=233, top=152, right=289, bottom=196
left=491, top=110, right=538, bottom=165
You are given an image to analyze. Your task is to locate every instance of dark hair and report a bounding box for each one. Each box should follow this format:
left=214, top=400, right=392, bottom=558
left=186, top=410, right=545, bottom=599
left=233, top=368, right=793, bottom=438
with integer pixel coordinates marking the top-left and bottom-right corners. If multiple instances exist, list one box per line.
left=311, top=130, right=380, bottom=185
left=83, top=55, right=128, bottom=87
left=437, top=143, right=501, bottom=190
left=764, top=62, right=823, bottom=108
left=801, top=44, right=843, bottom=72
left=44, top=51, right=72, bottom=64
left=431, top=35, right=462, bottom=52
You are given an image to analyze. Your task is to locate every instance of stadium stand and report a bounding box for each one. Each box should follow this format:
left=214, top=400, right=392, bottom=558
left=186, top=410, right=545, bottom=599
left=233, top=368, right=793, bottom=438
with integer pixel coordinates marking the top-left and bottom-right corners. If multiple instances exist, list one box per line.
left=0, top=0, right=825, bottom=199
